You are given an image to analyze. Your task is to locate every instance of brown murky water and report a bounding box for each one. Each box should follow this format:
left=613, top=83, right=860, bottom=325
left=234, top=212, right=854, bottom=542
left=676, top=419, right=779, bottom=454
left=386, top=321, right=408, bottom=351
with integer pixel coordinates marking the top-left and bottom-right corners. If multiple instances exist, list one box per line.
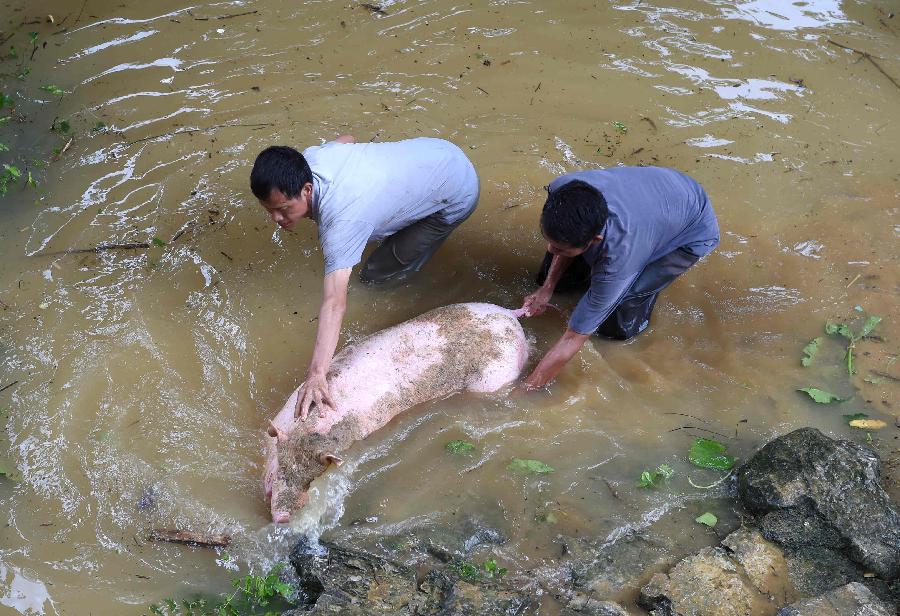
left=0, top=0, right=898, bottom=613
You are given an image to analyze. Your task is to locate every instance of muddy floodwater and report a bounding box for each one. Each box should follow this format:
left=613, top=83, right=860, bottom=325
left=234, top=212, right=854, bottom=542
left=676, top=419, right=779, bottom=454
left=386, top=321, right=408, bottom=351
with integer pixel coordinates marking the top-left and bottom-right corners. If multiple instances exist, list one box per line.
left=0, top=0, right=898, bottom=613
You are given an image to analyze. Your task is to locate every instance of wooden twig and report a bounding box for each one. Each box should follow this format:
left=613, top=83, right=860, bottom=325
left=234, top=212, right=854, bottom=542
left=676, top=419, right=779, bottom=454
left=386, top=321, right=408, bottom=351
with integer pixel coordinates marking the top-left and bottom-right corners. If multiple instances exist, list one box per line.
left=827, top=39, right=900, bottom=91
left=668, top=425, right=731, bottom=439
left=0, top=381, right=18, bottom=394
left=74, top=0, right=88, bottom=25
left=148, top=529, right=230, bottom=548
left=33, top=242, right=150, bottom=257
left=476, top=86, right=490, bottom=95
left=216, top=10, right=258, bottom=20
left=126, top=122, right=274, bottom=146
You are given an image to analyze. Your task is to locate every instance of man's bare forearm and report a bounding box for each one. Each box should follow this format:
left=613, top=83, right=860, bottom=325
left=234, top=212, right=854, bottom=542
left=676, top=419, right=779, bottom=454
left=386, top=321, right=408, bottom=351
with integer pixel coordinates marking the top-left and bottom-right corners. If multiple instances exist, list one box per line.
left=542, top=255, right=574, bottom=292
left=524, top=328, right=590, bottom=389
left=307, top=268, right=352, bottom=376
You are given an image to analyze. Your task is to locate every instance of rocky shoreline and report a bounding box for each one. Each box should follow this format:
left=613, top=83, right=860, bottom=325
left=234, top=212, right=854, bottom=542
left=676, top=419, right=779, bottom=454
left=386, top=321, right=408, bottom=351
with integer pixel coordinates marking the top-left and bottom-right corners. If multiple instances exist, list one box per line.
left=283, top=428, right=900, bottom=615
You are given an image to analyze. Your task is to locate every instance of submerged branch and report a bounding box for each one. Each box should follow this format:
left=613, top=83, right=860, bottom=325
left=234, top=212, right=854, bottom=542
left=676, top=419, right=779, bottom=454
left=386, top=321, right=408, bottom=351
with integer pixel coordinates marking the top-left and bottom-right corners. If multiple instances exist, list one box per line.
left=827, top=39, right=900, bottom=91
left=148, top=529, right=230, bottom=548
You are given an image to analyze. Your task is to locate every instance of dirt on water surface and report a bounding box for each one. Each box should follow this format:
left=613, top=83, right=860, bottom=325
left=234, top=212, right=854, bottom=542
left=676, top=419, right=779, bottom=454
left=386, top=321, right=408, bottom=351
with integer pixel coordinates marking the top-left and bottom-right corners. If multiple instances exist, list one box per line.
left=0, top=0, right=898, bottom=613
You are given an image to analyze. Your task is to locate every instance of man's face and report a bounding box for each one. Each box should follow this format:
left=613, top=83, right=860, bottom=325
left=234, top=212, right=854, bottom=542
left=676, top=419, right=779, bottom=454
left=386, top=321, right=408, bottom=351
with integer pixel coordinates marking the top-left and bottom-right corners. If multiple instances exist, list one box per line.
left=544, top=234, right=603, bottom=258
left=260, top=184, right=312, bottom=230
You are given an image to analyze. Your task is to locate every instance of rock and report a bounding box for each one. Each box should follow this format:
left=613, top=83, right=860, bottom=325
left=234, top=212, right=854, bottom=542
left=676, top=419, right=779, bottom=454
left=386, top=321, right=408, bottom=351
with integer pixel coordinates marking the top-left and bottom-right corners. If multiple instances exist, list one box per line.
left=775, top=582, right=894, bottom=616
left=758, top=509, right=846, bottom=551
left=722, top=528, right=798, bottom=603
left=561, top=593, right=630, bottom=615
left=737, top=427, right=900, bottom=579
left=637, top=545, right=778, bottom=616
left=288, top=537, right=537, bottom=615
left=783, top=546, right=865, bottom=597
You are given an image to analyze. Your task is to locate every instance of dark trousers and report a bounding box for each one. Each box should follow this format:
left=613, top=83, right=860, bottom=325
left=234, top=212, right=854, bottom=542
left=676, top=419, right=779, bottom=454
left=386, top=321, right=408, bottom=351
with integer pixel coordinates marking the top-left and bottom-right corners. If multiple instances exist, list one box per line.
left=359, top=211, right=471, bottom=284
left=535, top=247, right=700, bottom=340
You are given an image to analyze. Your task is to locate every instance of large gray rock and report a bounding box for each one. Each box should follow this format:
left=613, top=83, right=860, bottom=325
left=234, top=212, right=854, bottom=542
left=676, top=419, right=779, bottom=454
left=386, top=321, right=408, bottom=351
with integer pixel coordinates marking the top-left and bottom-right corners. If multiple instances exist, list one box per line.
left=737, top=428, right=900, bottom=579
left=775, top=581, right=894, bottom=616
left=287, top=538, right=536, bottom=615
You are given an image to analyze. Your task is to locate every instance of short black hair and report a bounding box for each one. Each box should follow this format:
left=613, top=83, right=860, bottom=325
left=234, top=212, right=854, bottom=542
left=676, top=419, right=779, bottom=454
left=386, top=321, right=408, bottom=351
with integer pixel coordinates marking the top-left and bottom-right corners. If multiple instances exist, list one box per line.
left=250, top=146, right=313, bottom=201
left=540, top=179, right=609, bottom=248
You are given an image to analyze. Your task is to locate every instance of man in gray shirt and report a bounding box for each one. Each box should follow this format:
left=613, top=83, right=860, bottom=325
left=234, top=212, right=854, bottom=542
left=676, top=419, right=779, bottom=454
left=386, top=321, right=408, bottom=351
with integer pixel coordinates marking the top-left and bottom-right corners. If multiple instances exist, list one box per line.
left=250, top=136, right=479, bottom=418
left=520, top=166, right=719, bottom=389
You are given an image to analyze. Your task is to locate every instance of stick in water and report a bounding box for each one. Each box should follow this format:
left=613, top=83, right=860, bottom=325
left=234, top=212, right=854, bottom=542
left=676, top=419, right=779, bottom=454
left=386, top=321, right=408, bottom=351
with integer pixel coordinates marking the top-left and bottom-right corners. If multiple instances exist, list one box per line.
left=148, top=529, right=230, bottom=548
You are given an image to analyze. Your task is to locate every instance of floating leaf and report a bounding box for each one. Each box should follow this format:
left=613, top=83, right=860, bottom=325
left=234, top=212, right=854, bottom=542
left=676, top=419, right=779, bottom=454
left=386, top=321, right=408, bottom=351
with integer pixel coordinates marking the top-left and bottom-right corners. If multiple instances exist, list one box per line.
left=688, top=438, right=735, bottom=471
left=150, top=236, right=166, bottom=247
left=858, top=315, right=882, bottom=339
left=8, top=46, right=17, bottom=59
left=28, top=32, right=38, bottom=45
left=40, top=85, right=64, bottom=96
left=843, top=413, right=868, bottom=424
left=25, top=171, right=36, bottom=188
left=849, top=419, right=887, bottom=430
left=0, top=143, right=8, bottom=153
left=636, top=463, right=675, bottom=488
left=864, top=376, right=885, bottom=385
left=3, top=164, right=21, bottom=179
left=51, top=119, right=70, bottom=133
left=801, top=337, right=822, bottom=367
left=93, top=121, right=107, bottom=132
left=798, top=387, right=845, bottom=404
left=0, top=116, right=11, bottom=126
left=535, top=510, right=558, bottom=524
left=507, top=458, right=554, bottom=474
left=613, top=121, right=628, bottom=133
left=825, top=321, right=853, bottom=340
left=445, top=439, right=475, bottom=454
left=695, top=512, right=718, bottom=527
left=0, top=93, right=11, bottom=108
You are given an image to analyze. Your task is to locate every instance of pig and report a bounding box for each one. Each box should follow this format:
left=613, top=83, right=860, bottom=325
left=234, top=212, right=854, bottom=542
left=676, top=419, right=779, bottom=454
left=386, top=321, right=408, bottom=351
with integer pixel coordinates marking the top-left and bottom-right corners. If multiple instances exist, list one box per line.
left=263, top=302, right=529, bottom=523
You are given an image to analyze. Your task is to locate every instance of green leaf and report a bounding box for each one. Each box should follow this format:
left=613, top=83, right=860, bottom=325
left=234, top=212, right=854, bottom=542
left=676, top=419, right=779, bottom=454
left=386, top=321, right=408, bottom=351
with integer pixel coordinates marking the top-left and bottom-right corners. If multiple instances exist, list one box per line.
left=483, top=559, right=497, bottom=573
left=445, top=439, right=475, bottom=454
left=798, top=387, right=845, bottom=404
left=3, top=164, right=21, bottom=179
left=28, top=32, right=38, bottom=45
left=0, top=116, right=11, bottom=126
left=613, top=121, right=628, bottom=133
left=858, top=315, right=882, bottom=339
left=507, top=458, right=555, bottom=474
left=534, top=510, right=558, bottom=524
left=695, top=512, right=718, bottom=527
left=16, top=67, right=30, bottom=80
left=636, top=464, right=674, bottom=488
left=801, top=337, right=822, bottom=367
left=93, top=121, right=107, bottom=131
left=825, top=321, right=853, bottom=340
left=0, top=143, right=8, bottom=153
left=151, top=236, right=166, bottom=247
left=40, top=85, right=64, bottom=96
left=25, top=171, right=36, bottom=188
left=0, top=93, right=12, bottom=108
left=688, top=438, right=736, bottom=471
left=864, top=376, right=885, bottom=385
left=842, top=413, right=868, bottom=425
left=8, top=46, right=17, bottom=59
left=455, top=561, right=480, bottom=579
left=51, top=119, right=70, bottom=133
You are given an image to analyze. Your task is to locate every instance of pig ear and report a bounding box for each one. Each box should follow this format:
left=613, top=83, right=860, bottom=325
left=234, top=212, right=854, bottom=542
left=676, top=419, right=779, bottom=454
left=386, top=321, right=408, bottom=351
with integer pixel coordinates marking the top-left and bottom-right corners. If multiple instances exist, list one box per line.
left=267, top=422, right=288, bottom=443
left=318, top=452, right=344, bottom=467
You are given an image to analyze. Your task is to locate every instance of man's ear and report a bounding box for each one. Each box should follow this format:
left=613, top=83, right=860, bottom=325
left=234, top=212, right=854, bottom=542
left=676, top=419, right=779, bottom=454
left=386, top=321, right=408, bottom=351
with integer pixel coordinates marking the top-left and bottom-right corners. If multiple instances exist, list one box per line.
left=591, top=234, right=603, bottom=246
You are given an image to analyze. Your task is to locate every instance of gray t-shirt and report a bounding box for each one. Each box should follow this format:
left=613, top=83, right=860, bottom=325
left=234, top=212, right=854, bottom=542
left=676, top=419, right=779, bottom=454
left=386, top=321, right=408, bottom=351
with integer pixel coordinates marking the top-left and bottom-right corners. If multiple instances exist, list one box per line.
left=303, top=137, right=479, bottom=274
left=553, top=167, right=719, bottom=335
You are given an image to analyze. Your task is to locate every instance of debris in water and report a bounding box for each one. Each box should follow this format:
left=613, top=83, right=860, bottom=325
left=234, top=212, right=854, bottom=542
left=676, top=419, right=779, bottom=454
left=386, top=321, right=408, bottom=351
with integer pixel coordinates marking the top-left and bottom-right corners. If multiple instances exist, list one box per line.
left=148, top=529, right=231, bottom=548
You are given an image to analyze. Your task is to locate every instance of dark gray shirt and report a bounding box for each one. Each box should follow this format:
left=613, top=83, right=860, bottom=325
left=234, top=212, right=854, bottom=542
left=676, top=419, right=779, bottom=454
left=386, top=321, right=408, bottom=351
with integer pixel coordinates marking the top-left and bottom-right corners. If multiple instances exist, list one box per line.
left=553, top=167, right=719, bottom=335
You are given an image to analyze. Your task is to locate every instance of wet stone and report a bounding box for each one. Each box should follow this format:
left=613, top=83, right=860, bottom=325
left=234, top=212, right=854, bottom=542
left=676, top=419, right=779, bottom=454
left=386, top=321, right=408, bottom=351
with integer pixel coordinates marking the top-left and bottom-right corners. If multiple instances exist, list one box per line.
left=758, top=508, right=847, bottom=551
left=288, top=537, right=538, bottom=615
left=561, top=593, right=630, bottom=615
left=737, top=427, right=900, bottom=580
left=637, top=546, right=779, bottom=616
left=775, top=582, right=894, bottom=616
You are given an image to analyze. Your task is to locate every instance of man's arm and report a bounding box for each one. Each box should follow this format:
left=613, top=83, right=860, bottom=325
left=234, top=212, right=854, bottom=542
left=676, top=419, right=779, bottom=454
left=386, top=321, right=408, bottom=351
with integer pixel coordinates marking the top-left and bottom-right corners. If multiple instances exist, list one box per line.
left=295, top=267, right=352, bottom=419
left=334, top=135, right=355, bottom=144
left=522, top=254, right=574, bottom=316
left=523, top=327, right=591, bottom=390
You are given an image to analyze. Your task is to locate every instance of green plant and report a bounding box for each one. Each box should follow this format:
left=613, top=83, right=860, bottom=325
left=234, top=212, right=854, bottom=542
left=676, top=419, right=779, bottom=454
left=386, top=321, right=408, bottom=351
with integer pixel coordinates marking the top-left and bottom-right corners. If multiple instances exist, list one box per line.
left=146, top=564, right=293, bottom=616
left=0, top=164, right=21, bottom=196
left=613, top=121, right=628, bottom=133
left=40, top=85, right=64, bottom=96
left=507, top=458, right=554, bottom=474
left=825, top=315, right=881, bottom=375
left=798, top=387, right=844, bottom=404
left=636, top=463, right=674, bottom=488
left=688, top=438, right=735, bottom=471
left=445, top=439, right=475, bottom=454
left=51, top=118, right=70, bottom=134
left=452, top=558, right=507, bottom=581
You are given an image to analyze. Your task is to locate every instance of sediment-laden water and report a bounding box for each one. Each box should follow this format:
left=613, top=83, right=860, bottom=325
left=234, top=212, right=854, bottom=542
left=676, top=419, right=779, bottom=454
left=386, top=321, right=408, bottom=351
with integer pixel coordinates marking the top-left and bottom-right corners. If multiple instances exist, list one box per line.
left=0, top=0, right=897, bottom=613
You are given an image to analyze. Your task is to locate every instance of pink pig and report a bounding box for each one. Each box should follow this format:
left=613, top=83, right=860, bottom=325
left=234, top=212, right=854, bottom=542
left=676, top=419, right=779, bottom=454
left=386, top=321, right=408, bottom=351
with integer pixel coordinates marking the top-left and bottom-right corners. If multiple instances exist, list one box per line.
left=263, top=303, right=529, bottom=523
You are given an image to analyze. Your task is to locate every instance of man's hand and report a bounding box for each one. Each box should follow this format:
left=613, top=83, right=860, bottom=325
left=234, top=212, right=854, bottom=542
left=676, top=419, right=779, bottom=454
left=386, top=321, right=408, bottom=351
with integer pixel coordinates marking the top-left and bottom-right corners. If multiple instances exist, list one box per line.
left=295, top=372, right=336, bottom=420
left=522, top=286, right=553, bottom=317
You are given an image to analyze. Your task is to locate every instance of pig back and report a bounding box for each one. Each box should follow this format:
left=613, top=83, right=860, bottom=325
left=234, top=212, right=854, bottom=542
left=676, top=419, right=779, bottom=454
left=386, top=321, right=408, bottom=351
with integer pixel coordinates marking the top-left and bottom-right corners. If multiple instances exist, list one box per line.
left=324, top=303, right=527, bottom=436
